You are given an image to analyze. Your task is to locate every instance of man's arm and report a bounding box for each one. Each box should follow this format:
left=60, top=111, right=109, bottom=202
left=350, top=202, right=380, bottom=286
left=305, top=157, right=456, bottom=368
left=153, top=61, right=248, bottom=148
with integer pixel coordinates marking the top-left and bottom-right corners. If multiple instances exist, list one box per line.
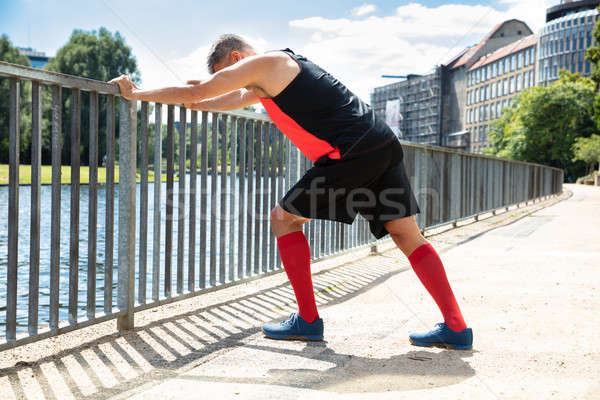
left=184, top=88, right=259, bottom=111
left=109, top=55, right=268, bottom=104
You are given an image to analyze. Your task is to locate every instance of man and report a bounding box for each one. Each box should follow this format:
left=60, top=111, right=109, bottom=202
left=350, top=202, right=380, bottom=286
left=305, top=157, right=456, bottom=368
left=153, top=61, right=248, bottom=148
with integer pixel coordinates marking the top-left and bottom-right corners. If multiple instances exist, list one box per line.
left=110, top=34, right=473, bottom=350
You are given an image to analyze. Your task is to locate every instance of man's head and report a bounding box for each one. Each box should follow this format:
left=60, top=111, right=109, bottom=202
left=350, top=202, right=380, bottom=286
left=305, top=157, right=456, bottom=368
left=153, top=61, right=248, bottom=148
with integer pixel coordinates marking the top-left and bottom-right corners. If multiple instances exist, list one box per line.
left=207, top=34, right=256, bottom=74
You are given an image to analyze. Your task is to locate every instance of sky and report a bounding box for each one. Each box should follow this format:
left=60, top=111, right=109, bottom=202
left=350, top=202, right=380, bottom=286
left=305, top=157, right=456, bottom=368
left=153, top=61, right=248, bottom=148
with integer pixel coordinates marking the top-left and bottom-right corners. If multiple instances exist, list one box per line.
left=1, top=0, right=556, bottom=103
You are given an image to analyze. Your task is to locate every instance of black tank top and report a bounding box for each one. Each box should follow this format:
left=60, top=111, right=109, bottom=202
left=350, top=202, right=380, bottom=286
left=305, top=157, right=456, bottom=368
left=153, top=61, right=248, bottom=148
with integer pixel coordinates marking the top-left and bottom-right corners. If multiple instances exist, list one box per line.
left=258, top=48, right=397, bottom=162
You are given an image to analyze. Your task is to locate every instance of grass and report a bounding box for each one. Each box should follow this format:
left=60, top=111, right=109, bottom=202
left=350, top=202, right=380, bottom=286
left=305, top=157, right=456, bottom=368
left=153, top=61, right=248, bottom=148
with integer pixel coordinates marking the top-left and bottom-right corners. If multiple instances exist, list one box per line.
left=0, top=164, right=173, bottom=185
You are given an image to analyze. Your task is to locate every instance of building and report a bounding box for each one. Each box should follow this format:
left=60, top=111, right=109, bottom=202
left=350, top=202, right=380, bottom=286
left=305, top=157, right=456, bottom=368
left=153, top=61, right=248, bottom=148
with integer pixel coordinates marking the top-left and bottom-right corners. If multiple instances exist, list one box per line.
left=538, top=0, right=599, bottom=86
left=17, top=47, right=50, bottom=69
left=370, top=69, right=442, bottom=145
left=465, top=34, right=537, bottom=153
left=441, top=20, right=534, bottom=151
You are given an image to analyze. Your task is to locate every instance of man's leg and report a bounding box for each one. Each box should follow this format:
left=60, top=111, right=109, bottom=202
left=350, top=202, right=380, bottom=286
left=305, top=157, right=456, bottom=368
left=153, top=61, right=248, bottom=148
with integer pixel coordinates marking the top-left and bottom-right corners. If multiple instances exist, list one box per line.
left=260, top=205, right=324, bottom=340
left=384, top=216, right=471, bottom=349
left=269, top=205, right=319, bottom=323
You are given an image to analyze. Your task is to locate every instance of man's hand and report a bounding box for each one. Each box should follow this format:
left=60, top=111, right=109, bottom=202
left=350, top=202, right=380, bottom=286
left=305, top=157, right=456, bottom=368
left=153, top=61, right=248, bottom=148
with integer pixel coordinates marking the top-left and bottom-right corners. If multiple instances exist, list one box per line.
left=108, top=75, right=139, bottom=100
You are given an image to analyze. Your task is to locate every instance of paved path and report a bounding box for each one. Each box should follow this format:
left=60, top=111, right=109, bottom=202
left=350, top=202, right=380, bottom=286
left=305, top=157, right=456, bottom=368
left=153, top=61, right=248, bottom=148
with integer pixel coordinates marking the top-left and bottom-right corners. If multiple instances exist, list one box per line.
left=1, top=184, right=598, bottom=399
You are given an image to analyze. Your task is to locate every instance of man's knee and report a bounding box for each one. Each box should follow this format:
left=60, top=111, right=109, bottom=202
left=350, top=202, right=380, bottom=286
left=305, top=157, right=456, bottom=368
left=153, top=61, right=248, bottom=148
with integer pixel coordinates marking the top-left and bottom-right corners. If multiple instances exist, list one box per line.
left=270, top=205, right=308, bottom=235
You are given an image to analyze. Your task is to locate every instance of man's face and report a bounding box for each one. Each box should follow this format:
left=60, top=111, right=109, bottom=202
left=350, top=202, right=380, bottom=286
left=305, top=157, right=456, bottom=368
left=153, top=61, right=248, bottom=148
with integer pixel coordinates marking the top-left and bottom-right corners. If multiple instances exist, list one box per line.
left=213, top=50, right=244, bottom=73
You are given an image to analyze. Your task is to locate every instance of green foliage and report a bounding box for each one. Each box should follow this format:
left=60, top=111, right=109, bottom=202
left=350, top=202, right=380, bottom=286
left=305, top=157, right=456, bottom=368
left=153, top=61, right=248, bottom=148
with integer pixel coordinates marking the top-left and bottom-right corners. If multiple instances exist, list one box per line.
left=586, top=6, right=600, bottom=131
left=486, top=73, right=596, bottom=181
left=44, top=27, right=139, bottom=83
left=0, top=35, right=32, bottom=164
left=572, top=134, right=600, bottom=174
left=42, top=27, right=141, bottom=166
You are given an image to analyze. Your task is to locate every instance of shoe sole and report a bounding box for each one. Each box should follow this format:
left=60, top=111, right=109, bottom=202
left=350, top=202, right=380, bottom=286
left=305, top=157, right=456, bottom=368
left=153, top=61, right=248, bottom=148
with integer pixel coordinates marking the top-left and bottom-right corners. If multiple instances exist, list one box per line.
left=409, top=338, right=472, bottom=351
left=262, top=329, right=323, bottom=341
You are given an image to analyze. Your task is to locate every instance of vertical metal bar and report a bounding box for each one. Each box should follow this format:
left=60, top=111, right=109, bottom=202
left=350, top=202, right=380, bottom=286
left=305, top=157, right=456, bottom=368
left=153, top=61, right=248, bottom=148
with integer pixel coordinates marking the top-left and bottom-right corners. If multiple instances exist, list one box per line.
left=87, top=91, right=99, bottom=320
left=177, top=107, right=187, bottom=294
left=28, top=81, right=42, bottom=335
left=199, top=111, right=208, bottom=289
left=254, top=121, right=262, bottom=275
left=105, top=95, right=115, bottom=314
left=69, top=88, right=81, bottom=325
left=50, top=85, right=62, bottom=330
left=210, top=112, right=218, bottom=286
left=219, top=114, right=228, bottom=283
left=188, top=111, right=198, bottom=292
left=228, top=117, right=237, bottom=282
left=269, top=124, right=277, bottom=270
left=238, top=119, right=247, bottom=279
left=165, top=105, right=175, bottom=297
left=138, top=101, right=149, bottom=305
left=117, top=98, right=137, bottom=331
left=262, top=122, right=270, bottom=271
left=152, top=103, right=162, bottom=301
left=246, top=120, right=254, bottom=277
left=7, top=78, right=19, bottom=341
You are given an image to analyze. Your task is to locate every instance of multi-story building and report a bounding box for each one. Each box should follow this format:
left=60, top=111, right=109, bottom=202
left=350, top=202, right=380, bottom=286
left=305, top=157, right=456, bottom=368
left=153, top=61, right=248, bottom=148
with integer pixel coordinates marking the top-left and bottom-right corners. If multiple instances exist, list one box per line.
left=17, top=47, right=50, bottom=69
left=538, top=0, right=599, bottom=86
left=441, top=19, right=534, bottom=151
left=370, top=69, right=442, bottom=145
left=465, top=34, right=537, bottom=153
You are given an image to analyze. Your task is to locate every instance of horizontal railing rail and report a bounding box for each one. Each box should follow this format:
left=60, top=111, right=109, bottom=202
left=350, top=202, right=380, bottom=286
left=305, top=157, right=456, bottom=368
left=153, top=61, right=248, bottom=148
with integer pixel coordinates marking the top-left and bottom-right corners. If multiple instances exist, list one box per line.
left=0, top=61, right=563, bottom=351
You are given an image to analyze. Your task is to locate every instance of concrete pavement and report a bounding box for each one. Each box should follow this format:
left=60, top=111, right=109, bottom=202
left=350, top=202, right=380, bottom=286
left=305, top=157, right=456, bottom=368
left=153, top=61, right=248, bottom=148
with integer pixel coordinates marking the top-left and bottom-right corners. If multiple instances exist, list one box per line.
left=1, top=184, right=598, bottom=399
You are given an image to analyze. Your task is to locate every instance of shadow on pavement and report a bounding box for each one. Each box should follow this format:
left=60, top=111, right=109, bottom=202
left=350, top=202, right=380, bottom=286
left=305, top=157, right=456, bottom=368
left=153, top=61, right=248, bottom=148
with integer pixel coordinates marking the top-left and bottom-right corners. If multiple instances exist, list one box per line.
left=1, top=253, right=473, bottom=399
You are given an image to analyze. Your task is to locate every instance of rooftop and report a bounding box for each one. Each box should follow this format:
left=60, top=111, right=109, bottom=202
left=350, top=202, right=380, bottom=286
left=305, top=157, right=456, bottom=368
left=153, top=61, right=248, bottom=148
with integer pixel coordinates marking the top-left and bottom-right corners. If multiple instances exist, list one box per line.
left=468, top=34, right=537, bottom=71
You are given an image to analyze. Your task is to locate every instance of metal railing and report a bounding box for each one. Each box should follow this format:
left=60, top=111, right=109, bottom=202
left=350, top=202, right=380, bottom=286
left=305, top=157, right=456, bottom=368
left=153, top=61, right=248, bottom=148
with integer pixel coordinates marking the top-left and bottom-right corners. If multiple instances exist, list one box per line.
left=0, top=61, right=563, bottom=351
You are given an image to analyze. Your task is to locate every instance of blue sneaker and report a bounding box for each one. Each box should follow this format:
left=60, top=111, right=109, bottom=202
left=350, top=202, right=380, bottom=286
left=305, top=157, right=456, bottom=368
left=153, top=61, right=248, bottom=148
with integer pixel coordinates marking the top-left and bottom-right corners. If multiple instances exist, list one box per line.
left=409, top=322, right=473, bottom=350
left=262, top=312, right=324, bottom=341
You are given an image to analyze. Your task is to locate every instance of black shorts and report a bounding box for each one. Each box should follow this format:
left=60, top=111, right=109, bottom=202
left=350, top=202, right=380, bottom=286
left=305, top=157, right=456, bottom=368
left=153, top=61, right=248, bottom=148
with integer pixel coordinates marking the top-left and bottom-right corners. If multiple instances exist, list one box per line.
left=280, top=137, right=420, bottom=239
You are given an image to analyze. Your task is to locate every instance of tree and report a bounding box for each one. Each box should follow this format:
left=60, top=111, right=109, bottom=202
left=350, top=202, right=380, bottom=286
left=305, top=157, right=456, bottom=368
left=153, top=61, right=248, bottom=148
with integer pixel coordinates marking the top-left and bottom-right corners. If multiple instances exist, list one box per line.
left=44, top=27, right=140, bottom=166
left=0, top=35, right=33, bottom=164
left=586, top=6, right=600, bottom=131
left=572, top=134, right=600, bottom=174
left=486, top=71, right=596, bottom=181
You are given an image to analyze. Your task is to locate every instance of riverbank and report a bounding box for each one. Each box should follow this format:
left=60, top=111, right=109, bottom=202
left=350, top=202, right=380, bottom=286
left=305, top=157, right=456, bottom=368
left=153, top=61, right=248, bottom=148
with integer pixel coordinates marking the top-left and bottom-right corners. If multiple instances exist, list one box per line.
left=0, top=164, right=172, bottom=185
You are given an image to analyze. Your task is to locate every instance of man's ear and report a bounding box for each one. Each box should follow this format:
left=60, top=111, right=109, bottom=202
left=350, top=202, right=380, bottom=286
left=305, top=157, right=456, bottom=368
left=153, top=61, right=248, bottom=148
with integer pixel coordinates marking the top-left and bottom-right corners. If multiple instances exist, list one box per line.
left=231, top=51, right=242, bottom=62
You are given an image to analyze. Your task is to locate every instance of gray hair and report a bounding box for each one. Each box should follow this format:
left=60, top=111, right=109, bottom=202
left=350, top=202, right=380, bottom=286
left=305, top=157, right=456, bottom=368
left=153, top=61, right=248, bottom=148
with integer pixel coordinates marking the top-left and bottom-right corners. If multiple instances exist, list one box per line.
left=207, top=34, right=254, bottom=74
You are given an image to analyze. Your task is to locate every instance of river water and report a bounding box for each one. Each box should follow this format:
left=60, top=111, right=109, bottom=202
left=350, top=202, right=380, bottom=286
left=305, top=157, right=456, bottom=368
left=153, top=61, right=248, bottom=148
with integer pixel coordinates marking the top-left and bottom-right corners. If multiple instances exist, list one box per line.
left=0, top=172, right=280, bottom=336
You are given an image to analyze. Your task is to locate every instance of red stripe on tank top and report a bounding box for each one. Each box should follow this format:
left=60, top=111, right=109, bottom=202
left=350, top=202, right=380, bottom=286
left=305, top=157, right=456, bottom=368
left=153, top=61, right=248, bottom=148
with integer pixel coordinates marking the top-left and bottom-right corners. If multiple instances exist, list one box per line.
left=259, top=98, right=340, bottom=162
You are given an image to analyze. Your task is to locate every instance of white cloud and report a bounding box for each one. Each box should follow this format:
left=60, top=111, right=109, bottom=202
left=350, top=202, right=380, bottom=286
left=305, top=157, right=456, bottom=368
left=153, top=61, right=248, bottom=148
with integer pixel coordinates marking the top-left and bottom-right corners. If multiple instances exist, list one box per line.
left=288, top=1, right=556, bottom=101
left=352, top=4, right=376, bottom=17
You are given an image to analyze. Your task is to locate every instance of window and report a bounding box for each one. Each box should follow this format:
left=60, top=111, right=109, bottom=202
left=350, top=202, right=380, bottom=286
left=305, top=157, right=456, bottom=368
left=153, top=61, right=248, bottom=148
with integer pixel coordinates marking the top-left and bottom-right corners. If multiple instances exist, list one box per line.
left=503, top=78, right=508, bottom=95
left=517, top=74, right=522, bottom=91
left=510, top=76, right=515, bottom=93
left=518, top=52, right=523, bottom=69
left=493, top=62, right=497, bottom=77
left=587, top=29, right=592, bottom=48
left=477, top=69, right=481, bottom=83
left=475, top=88, right=479, bottom=103
left=475, top=107, right=479, bottom=122
left=496, top=102, right=501, bottom=118
left=491, top=81, right=496, bottom=98
left=525, top=49, right=530, bottom=66
left=491, top=103, right=495, bottom=120
left=586, top=60, right=591, bottom=74
left=505, top=58, right=510, bottom=73
left=499, top=59, right=504, bottom=75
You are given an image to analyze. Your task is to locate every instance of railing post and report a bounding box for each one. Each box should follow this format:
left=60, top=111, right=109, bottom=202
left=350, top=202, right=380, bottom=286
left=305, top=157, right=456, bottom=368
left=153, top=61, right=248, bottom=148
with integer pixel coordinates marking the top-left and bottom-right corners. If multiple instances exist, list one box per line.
left=118, top=98, right=137, bottom=331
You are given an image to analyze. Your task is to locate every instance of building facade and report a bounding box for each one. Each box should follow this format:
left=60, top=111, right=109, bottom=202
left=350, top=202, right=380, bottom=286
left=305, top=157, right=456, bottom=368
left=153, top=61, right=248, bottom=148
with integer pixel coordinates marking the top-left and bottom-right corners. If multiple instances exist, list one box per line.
left=538, top=0, right=599, bottom=86
left=370, top=69, right=442, bottom=145
left=441, top=19, right=534, bottom=151
left=17, top=47, right=50, bottom=69
left=465, top=35, right=537, bottom=153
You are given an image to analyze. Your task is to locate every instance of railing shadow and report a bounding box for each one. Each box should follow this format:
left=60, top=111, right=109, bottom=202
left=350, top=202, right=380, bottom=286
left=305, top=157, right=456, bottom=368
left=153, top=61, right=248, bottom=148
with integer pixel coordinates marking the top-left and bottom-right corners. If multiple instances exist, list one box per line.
left=0, top=255, right=473, bottom=399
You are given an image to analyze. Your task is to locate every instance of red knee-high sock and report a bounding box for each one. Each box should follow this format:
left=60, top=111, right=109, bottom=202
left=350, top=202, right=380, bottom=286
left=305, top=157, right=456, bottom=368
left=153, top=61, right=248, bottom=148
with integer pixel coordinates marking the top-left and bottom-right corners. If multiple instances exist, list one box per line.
left=408, top=243, right=467, bottom=332
left=277, top=231, right=319, bottom=323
